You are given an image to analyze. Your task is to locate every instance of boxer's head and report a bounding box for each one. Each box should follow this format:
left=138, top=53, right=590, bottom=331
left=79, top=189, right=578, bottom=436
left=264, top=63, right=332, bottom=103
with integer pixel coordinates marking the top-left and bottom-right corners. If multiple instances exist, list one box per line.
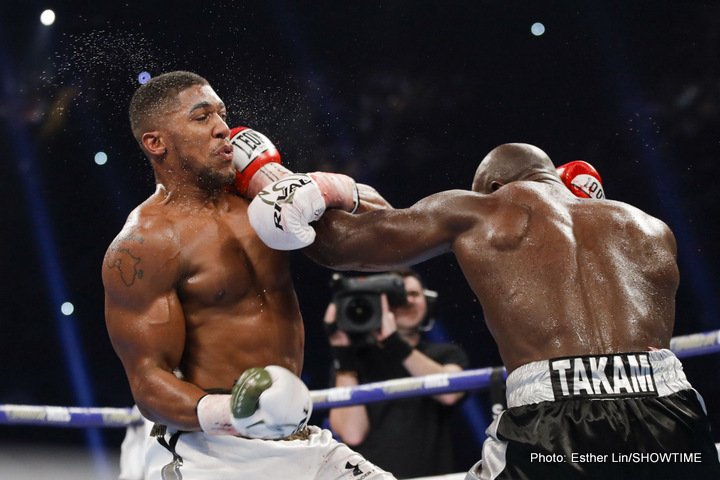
left=129, top=71, right=233, bottom=191
left=129, top=71, right=209, bottom=147
left=472, top=143, right=557, bottom=194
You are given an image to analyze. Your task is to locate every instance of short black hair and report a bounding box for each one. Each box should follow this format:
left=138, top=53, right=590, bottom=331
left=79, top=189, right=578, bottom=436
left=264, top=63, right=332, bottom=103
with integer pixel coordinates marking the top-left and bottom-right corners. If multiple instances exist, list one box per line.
left=128, top=71, right=209, bottom=144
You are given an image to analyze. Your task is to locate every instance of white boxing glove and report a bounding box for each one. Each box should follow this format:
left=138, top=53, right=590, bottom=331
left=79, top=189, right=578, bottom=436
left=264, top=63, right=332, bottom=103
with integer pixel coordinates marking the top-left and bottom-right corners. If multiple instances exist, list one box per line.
left=196, top=365, right=312, bottom=440
left=248, top=172, right=359, bottom=250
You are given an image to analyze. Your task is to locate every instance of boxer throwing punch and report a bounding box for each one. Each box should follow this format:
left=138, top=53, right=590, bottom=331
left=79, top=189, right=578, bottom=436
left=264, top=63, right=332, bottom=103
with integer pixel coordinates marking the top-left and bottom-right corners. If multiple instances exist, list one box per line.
left=250, top=143, right=720, bottom=479
left=103, top=71, right=394, bottom=479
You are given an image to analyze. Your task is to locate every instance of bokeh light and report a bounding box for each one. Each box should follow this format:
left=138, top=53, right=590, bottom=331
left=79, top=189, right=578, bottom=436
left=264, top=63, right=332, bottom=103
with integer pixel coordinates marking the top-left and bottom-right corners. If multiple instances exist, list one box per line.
left=60, top=302, right=74, bottom=316
left=94, top=151, right=108, bottom=165
left=40, top=9, right=56, bottom=26
left=531, top=22, right=545, bottom=36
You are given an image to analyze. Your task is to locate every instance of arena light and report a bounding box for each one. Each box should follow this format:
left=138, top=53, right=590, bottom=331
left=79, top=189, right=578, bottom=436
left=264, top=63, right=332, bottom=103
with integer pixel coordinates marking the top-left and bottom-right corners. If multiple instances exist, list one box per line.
left=94, top=151, right=108, bottom=165
left=40, top=9, right=56, bottom=26
left=61, top=301, right=75, bottom=316
left=531, top=22, right=546, bottom=36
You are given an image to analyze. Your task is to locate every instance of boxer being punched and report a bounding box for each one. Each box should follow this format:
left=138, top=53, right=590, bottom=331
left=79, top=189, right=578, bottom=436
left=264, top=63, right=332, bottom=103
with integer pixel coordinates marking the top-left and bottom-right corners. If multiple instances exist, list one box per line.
left=251, top=143, right=720, bottom=479
left=103, top=71, right=394, bottom=479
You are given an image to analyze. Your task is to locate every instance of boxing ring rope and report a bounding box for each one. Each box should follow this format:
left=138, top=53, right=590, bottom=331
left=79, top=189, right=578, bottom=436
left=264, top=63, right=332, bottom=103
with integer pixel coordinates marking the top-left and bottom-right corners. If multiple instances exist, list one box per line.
left=0, top=367, right=496, bottom=428
left=1, top=328, right=719, bottom=429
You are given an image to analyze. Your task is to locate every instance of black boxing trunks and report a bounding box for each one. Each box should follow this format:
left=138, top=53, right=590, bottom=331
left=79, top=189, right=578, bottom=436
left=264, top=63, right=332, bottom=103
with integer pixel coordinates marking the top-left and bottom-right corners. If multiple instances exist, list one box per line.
left=466, top=349, right=720, bottom=480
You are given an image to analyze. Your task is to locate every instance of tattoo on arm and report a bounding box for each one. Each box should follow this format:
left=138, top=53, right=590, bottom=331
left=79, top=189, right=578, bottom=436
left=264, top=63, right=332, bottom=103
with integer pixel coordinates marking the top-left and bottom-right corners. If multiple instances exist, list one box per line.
left=106, top=235, right=145, bottom=287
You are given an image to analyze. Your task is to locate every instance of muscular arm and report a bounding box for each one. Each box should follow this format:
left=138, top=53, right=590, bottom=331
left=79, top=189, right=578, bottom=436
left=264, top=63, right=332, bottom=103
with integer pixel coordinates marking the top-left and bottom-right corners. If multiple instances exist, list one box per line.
left=306, top=190, right=479, bottom=271
left=103, top=230, right=205, bottom=431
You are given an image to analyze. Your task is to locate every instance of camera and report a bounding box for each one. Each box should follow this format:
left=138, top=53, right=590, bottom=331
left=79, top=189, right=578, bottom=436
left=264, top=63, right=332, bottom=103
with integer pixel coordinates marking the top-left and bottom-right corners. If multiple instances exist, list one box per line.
left=331, top=273, right=407, bottom=335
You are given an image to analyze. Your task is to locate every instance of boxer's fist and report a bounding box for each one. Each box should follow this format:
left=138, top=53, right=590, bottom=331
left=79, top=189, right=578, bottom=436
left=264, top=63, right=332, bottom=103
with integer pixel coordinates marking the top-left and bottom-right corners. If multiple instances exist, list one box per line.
left=248, top=172, right=359, bottom=250
left=556, top=160, right=605, bottom=199
left=229, top=126, right=291, bottom=198
left=230, top=366, right=312, bottom=439
left=196, top=366, right=312, bottom=439
left=248, top=174, right=326, bottom=250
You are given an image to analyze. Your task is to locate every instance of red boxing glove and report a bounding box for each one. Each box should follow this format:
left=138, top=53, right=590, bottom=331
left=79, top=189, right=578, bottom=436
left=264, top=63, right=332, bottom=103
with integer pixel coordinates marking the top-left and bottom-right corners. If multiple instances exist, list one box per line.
left=230, top=126, right=291, bottom=198
left=556, top=160, right=605, bottom=199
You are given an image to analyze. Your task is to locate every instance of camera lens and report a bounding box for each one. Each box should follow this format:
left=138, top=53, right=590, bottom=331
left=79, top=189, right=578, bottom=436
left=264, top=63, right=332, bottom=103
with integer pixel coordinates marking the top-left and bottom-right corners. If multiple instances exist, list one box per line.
left=344, top=296, right=374, bottom=324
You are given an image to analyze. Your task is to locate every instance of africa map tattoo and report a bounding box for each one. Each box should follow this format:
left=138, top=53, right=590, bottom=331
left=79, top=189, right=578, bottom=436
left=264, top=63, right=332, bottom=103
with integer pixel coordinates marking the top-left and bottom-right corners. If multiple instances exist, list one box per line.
left=106, top=234, right=144, bottom=287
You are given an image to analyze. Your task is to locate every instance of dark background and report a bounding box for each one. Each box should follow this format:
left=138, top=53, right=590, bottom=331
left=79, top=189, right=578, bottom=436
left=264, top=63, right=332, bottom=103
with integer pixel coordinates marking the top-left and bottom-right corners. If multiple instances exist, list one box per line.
left=1, top=0, right=719, bottom=474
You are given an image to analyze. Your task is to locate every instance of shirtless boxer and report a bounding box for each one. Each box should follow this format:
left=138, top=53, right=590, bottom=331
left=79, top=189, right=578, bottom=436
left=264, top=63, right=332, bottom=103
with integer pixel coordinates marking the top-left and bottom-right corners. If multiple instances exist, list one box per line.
left=250, top=143, right=720, bottom=478
left=103, top=71, right=394, bottom=479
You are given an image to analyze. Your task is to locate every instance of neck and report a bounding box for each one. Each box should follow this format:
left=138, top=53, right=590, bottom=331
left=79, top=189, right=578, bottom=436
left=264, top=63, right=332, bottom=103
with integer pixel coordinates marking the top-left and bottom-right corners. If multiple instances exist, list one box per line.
left=155, top=178, right=226, bottom=208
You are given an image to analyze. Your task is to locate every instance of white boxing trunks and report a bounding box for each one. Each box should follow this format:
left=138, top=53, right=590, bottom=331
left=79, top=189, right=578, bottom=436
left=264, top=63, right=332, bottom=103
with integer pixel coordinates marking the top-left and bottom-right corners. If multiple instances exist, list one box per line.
left=135, top=421, right=395, bottom=480
left=466, top=349, right=720, bottom=480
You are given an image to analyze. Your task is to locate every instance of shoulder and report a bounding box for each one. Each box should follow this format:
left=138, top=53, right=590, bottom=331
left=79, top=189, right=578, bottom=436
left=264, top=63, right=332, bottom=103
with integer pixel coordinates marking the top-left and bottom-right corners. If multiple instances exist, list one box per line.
left=414, top=189, right=487, bottom=208
left=105, top=199, right=176, bottom=259
left=610, top=200, right=677, bottom=253
left=411, top=189, right=499, bottom=225
left=102, top=199, right=180, bottom=293
left=596, top=199, right=674, bottom=238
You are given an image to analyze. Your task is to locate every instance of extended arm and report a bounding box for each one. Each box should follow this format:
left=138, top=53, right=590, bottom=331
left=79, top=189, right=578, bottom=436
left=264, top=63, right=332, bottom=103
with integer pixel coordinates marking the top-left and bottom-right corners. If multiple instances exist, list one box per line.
left=306, top=190, right=478, bottom=271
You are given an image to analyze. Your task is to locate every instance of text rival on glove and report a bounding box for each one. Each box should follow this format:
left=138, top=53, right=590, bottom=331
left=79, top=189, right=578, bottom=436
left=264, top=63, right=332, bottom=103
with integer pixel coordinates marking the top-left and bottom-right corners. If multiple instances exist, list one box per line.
left=256, top=176, right=314, bottom=230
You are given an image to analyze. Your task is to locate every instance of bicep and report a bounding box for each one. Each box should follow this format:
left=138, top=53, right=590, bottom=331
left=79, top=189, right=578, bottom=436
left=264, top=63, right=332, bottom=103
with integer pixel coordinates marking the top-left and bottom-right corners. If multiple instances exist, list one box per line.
left=102, top=241, right=186, bottom=389
left=105, top=290, right=186, bottom=380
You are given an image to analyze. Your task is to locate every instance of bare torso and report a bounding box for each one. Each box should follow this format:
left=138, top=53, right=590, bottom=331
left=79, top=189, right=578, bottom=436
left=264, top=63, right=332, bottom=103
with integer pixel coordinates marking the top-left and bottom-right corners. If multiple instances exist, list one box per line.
left=453, top=182, right=679, bottom=372
left=166, top=195, right=303, bottom=387
left=104, top=188, right=303, bottom=425
left=311, top=181, right=679, bottom=374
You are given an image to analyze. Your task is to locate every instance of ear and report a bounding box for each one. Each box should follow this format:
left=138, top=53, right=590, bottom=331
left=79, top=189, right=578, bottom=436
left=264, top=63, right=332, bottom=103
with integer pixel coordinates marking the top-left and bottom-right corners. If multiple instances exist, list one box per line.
left=141, top=131, right=166, bottom=158
left=490, top=181, right=504, bottom=192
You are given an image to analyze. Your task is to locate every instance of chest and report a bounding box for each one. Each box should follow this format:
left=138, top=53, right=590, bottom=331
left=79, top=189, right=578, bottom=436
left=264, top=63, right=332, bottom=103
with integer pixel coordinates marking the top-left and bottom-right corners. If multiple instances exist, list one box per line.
left=173, top=207, right=286, bottom=306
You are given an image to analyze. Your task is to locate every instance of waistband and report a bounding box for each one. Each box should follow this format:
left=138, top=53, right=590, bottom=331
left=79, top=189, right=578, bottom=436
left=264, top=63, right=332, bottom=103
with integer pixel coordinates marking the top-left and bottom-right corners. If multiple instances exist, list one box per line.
left=506, top=349, right=692, bottom=408
left=151, top=422, right=312, bottom=442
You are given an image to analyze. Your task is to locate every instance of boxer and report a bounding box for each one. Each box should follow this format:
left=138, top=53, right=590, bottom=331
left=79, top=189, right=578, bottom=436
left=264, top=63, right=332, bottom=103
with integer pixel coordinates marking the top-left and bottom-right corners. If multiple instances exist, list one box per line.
left=104, top=70, right=394, bottom=479
left=250, top=143, right=720, bottom=478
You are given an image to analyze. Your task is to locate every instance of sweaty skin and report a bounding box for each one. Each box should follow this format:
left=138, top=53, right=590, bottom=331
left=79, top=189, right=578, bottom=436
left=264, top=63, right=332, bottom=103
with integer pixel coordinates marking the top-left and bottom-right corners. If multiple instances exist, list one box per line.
left=307, top=148, right=679, bottom=373
left=103, top=84, right=303, bottom=431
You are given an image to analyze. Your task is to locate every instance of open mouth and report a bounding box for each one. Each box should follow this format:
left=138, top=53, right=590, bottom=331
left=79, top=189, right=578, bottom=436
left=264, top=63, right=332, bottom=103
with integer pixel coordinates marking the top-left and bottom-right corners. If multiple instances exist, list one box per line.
left=216, top=144, right=233, bottom=162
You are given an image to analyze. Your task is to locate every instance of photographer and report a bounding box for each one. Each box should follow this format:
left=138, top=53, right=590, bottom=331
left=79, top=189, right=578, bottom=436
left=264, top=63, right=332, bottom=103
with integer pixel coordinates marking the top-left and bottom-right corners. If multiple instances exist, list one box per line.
left=324, top=269, right=469, bottom=478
